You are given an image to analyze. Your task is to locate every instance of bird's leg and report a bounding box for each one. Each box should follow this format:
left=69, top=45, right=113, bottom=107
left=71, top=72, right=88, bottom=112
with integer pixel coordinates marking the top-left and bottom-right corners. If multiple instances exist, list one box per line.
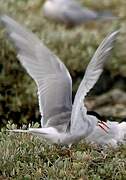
left=58, top=144, right=73, bottom=158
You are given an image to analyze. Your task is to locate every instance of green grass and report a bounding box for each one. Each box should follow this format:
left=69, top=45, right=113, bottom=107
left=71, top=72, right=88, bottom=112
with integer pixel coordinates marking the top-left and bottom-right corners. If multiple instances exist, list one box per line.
left=0, top=131, right=126, bottom=179
left=0, top=0, right=126, bottom=179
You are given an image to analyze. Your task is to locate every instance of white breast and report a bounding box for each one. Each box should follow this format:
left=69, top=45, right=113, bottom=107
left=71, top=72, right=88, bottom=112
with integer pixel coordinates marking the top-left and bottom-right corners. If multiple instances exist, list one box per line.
left=43, top=1, right=65, bottom=22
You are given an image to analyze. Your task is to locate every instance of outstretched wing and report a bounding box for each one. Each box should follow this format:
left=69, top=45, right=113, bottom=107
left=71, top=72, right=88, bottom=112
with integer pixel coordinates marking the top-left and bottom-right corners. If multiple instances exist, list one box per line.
left=70, top=31, right=118, bottom=132
left=1, top=15, right=72, bottom=127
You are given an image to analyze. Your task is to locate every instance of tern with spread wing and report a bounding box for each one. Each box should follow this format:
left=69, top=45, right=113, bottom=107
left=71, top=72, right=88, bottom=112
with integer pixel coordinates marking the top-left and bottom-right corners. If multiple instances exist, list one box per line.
left=43, top=0, right=117, bottom=27
left=1, top=15, right=125, bottom=147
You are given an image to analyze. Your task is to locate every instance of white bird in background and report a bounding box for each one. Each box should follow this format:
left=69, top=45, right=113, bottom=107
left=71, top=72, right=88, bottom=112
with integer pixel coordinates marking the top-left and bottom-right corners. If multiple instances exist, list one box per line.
left=43, top=0, right=117, bottom=27
left=1, top=15, right=125, bottom=147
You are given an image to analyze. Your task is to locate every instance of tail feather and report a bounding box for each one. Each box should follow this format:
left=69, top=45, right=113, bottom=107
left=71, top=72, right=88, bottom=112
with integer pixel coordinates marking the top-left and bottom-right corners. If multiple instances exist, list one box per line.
left=7, top=128, right=47, bottom=134
left=7, top=129, right=29, bottom=133
left=7, top=127, right=58, bottom=135
left=97, top=11, right=118, bottom=20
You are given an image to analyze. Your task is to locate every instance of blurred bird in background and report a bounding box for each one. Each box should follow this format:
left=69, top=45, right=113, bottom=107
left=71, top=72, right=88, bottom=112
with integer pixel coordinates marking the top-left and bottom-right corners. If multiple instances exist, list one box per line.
left=43, top=0, right=117, bottom=27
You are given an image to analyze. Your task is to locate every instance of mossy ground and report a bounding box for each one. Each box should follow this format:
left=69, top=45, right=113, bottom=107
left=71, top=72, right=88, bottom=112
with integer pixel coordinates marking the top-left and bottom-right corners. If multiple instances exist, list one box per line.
left=0, top=130, right=126, bottom=179
left=0, top=0, right=126, bottom=179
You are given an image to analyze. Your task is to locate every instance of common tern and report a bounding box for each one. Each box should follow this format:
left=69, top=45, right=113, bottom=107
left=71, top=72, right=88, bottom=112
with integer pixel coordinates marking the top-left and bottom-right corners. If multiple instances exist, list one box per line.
left=1, top=15, right=124, bottom=147
left=43, top=0, right=117, bottom=27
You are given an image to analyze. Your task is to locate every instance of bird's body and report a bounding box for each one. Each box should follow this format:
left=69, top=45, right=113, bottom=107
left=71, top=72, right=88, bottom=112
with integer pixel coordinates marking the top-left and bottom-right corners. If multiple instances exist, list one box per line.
left=1, top=15, right=125, bottom=147
left=86, top=120, right=126, bottom=147
left=43, top=0, right=116, bottom=27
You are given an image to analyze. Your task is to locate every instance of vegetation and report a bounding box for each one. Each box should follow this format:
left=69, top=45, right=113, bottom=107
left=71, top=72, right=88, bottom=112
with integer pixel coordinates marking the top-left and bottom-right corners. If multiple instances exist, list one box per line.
left=0, top=130, right=126, bottom=179
left=0, top=0, right=126, bottom=179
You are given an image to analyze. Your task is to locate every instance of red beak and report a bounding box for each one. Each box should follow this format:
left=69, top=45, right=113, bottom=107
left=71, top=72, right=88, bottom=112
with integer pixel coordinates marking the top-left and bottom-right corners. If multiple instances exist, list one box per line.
left=98, top=121, right=110, bottom=133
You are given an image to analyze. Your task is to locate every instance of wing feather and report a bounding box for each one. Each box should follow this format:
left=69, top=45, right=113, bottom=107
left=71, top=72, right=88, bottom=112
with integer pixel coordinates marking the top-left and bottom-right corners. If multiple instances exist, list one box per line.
left=70, top=31, right=119, bottom=132
left=1, top=15, right=72, bottom=127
